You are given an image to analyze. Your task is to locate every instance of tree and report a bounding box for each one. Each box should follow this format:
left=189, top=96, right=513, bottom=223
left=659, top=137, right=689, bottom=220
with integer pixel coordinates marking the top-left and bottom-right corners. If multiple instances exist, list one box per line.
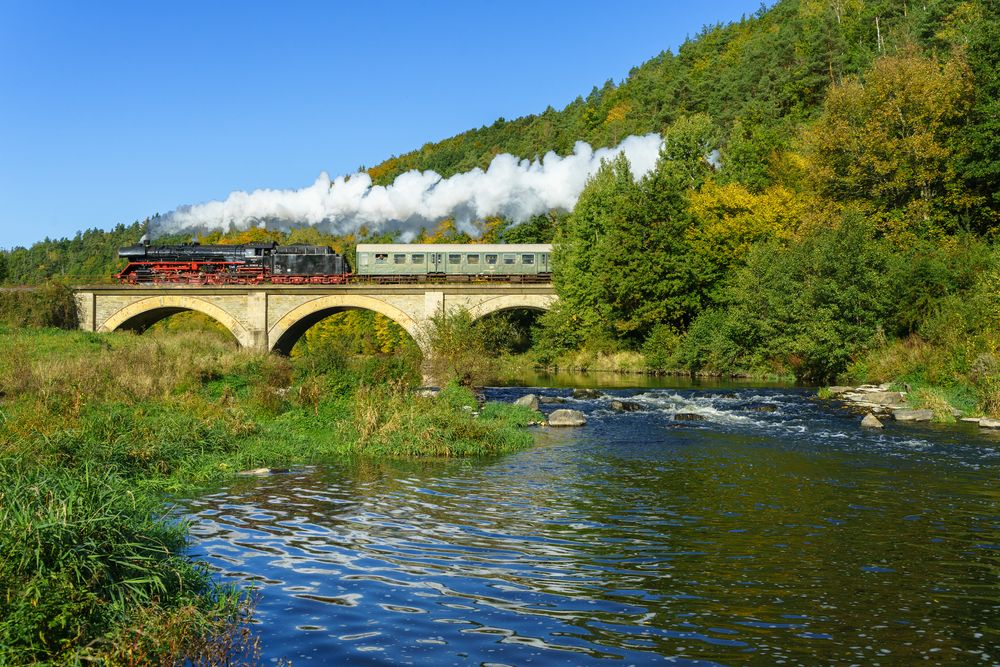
left=802, top=48, right=975, bottom=236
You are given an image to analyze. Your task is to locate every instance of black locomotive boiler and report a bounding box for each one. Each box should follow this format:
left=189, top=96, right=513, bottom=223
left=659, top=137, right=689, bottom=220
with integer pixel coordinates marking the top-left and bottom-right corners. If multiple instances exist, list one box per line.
left=115, top=241, right=349, bottom=284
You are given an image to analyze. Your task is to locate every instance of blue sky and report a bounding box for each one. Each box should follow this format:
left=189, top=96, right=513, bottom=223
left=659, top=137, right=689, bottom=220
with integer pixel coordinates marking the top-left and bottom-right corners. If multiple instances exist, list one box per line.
left=0, top=1, right=761, bottom=249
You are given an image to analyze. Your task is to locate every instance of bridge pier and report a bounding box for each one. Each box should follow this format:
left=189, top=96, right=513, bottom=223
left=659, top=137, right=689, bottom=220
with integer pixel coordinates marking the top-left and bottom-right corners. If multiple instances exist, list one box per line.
left=247, top=290, right=269, bottom=352
left=75, top=284, right=557, bottom=356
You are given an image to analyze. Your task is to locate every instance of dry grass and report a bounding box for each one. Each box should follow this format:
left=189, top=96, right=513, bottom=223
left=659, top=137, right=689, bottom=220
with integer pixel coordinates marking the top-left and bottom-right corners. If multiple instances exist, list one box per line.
left=547, top=349, right=648, bottom=374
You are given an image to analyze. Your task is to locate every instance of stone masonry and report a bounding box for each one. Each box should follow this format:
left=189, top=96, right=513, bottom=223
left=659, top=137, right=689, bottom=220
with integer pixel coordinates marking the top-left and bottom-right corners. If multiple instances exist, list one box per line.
left=74, top=284, right=557, bottom=355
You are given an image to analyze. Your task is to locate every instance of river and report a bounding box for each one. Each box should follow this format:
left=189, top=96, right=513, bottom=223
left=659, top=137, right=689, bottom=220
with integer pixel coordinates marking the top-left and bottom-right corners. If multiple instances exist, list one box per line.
left=178, top=379, right=1000, bottom=665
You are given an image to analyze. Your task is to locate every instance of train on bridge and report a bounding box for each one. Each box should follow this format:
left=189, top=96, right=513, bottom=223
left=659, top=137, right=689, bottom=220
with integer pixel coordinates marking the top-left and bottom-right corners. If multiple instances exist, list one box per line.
left=115, top=241, right=552, bottom=285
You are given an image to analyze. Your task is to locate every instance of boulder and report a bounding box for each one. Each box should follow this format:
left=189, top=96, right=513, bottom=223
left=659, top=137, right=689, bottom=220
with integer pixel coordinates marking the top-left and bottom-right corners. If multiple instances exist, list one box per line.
left=892, top=408, right=934, bottom=422
left=827, top=386, right=853, bottom=396
left=979, top=418, right=1000, bottom=429
left=547, top=409, right=587, bottom=427
left=415, top=388, right=439, bottom=399
left=862, top=391, right=907, bottom=408
left=539, top=396, right=566, bottom=404
left=674, top=412, right=705, bottom=421
left=750, top=404, right=778, bottom=413
left=960, top=417, right=982, bottom=424
left=861, top=413, right=884, bottom=429
left=572, top=388, right=602, bottom=399
left=514, top=394, right=540, bottom=411
left=610, top=399, right=643, bottom=412
left=237, top=467, right=288, bottom=476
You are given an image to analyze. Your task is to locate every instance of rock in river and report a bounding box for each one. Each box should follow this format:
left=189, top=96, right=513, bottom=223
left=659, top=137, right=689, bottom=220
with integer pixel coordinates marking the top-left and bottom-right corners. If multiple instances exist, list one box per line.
left=610, top=400, right=644, bottom=412
left=674, top=412, right=706, bottom=422
left=547, top=409, right=587, bottom=427
left=892, top=408, right=934, bottom=422
left=514, top=394, right=540, bottom=411
left=539, top=396, right=566, bottom=404
left=572, top=388, right=602, bottom=400
left=861, top=413, right=884, bottom=429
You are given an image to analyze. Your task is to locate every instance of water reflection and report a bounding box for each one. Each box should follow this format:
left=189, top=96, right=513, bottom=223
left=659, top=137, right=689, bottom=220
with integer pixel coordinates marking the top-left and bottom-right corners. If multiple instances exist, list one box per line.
left=180, top=385, right=1000, bottom=665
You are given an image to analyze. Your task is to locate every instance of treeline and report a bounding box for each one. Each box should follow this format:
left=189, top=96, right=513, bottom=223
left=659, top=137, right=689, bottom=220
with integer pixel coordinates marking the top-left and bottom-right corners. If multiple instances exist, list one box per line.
left=1, top=222, right=147, bottom=285
left=535, top=0, right=999, bottom=411
left=364, top=0, right=997, bottom=229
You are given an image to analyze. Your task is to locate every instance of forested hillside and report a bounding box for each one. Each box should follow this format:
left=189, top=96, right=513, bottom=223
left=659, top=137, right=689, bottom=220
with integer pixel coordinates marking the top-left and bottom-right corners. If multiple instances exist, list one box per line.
left=3, top=0, right=998, bottom=401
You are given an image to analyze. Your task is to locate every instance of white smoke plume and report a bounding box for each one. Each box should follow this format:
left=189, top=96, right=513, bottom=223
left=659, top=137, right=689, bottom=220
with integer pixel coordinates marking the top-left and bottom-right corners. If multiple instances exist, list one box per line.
left=150, top=133, right=665, bottom=240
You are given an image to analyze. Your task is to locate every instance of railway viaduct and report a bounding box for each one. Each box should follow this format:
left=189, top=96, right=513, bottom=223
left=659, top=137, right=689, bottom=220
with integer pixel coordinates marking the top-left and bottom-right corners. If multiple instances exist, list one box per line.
left=73, top=284, right=557, bottom=355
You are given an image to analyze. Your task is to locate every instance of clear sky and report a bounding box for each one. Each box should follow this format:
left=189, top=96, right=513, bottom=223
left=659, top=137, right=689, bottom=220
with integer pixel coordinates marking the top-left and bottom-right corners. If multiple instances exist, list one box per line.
left=0, top=1, right=761, bottom=249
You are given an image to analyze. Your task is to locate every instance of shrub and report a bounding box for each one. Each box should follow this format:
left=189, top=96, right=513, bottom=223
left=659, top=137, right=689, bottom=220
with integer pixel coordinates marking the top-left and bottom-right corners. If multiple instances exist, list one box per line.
left=0, top=462, right=244, bottom=665
left=0, top=283, right=78, bottom=329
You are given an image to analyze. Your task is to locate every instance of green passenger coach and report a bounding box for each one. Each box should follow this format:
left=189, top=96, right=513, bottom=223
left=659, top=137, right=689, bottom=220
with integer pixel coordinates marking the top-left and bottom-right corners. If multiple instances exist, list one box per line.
left=355, top=244, right=552, bottom=281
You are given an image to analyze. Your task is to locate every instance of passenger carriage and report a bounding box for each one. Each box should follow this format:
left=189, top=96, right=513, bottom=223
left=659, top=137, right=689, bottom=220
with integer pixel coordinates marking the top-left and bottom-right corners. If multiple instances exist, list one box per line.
left=354, top=244, right=552, bottom=282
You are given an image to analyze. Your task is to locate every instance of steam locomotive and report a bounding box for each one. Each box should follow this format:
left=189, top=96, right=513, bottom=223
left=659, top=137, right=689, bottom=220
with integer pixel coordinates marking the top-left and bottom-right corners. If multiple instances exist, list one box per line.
left=115, top=241, right=348, bottom=284
left=115, top=241, right=552, bottom=284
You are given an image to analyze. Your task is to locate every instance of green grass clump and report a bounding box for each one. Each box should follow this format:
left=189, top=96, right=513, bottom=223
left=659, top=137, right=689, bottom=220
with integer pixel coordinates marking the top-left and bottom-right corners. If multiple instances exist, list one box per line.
left=0, top=462, right=253, bottom=665
left=345, top=381, right=536, bottom=458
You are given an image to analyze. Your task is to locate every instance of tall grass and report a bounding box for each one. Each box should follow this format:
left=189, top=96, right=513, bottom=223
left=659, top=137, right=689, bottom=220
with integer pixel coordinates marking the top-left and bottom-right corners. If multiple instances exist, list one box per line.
left=0, top=324, right=540, bottom=663
left=0, top=462, right=253, bottom=665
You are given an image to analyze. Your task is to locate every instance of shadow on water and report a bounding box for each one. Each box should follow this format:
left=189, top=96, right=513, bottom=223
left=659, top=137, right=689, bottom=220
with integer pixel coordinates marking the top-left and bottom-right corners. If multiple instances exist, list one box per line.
left=178, top=381, right=1000, bottom=665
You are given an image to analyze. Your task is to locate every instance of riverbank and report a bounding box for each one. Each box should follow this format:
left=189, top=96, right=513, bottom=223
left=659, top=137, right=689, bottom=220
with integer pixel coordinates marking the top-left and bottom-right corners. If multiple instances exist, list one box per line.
left=0, top=325, right=540, bottom=664
left=502, top=338, right=1000, bottom=422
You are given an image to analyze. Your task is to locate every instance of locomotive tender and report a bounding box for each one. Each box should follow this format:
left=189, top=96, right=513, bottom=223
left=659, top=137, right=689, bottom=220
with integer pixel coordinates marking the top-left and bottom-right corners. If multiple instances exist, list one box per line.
left=115, top=240, right=552, bottom=284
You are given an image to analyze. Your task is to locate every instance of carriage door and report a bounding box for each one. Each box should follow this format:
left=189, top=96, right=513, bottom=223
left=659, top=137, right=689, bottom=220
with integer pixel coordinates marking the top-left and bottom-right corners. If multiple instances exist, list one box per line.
left=432, top=253, right=443, bottom=273
left=541, top=253, right=550, bottom=273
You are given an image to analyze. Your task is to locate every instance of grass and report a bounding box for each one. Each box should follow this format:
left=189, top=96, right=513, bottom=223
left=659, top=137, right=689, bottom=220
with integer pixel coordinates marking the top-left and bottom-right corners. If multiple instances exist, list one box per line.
left=0, top=324, right=541, bottom=664
left=0, top=463, right=257, bottom=665
left=830, top=332, right=1000, bottom=419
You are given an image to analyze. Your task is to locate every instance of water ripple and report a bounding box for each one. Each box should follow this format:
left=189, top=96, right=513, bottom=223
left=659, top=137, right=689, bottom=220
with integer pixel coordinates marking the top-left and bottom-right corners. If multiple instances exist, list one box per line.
left=178, top=384, right=1000, bottom=665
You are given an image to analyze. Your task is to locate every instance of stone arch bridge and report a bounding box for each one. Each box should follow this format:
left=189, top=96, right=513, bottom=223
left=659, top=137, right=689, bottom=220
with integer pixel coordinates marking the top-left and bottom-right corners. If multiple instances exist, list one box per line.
left=74, top=284, right=557, bottom=355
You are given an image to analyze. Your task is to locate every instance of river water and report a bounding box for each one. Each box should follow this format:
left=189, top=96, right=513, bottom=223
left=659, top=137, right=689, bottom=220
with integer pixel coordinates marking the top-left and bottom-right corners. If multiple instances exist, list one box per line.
left=179, top=380, right=1000, bottom=665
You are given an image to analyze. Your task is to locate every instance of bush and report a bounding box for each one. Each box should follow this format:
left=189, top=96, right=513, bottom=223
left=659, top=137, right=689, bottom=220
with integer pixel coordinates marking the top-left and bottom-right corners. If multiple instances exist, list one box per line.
left=0, top=283, right=78, bottom=329
left=641, top=323, right=680, bottom=372
left=420, top=308, right=496, bottom=386
left=677, top=215, right=895, bottom=382
left=0, top=462, right=245, bottom=665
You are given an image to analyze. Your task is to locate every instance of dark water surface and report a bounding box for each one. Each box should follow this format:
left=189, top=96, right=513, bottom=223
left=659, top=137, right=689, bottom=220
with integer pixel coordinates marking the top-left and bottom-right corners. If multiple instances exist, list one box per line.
left=179, top=382, right=1000, bottom=665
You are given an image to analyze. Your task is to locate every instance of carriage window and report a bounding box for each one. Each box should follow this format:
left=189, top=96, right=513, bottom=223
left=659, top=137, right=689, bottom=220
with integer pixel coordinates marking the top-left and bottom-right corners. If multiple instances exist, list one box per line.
left=411, top=254, right=424, bottom=264
left=359, top=253, right=369, bottom=266
left=394, top=254, right=406, bottom=264
left=521, top=254, right=535, bottom=264
left=448, top=254, right=461, bottom=264
left=375, top=253, right=388, bottom=264
left=503, top=253, right=516, bottom=265
left=467, top=254, right=479, bottom=264
left=485, top=254, right=498, bottom=264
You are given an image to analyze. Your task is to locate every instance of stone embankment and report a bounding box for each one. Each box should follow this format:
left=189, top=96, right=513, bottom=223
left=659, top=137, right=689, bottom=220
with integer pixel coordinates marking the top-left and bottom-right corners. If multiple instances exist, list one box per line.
left=826, top=384, right=999, bottom=430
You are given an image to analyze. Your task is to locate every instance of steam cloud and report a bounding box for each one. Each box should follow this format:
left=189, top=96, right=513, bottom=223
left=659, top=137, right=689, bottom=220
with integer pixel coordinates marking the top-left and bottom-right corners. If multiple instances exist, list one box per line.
left=150, top=133, right=665, bottom=240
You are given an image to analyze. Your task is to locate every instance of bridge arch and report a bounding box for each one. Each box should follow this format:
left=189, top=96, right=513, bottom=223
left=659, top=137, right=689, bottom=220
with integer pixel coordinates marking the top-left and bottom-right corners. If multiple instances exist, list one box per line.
left=98, top=295, right=253, bottom=347
left=466, top=293, right=557, bottom=322
left=269, top=294, right=423, bottom=356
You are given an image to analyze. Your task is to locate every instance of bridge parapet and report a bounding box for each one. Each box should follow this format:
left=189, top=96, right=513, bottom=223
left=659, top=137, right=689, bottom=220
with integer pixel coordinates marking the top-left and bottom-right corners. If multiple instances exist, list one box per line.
left=73, top=284, right=557, bottom=355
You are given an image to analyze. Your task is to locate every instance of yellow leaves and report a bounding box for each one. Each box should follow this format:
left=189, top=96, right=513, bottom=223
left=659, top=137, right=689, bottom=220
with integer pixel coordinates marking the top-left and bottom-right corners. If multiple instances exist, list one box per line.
left=800, top=47, right=975, bottom=234
left=299, top=310, right=410, bottom=357
left=416, top=218, right=458, bottom=243
left=688, top=181, right=803, bottom=271
left=604, top=102, right=630, bottom=125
